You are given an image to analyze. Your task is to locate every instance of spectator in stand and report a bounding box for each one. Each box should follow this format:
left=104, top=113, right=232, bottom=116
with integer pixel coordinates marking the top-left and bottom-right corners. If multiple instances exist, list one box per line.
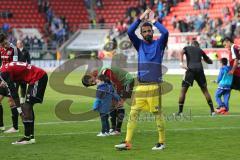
left=213, top=31, right=224, bottom=48
left=96, top=0, right=103, bottom=9
left=231, top=0, right=240, bottom=17
left=157, top=0, right=164, bottom=16
left=43, top=0, right=50, bottom=13
left=46, top=7, right=53, bottom=23
left=43, top=22, right=51, bottom=37
left=2, top=23, right=10, bottom=33
left=138, top=0, right=147, bottom=12
left=114, top=20, right=127, bottom=37
left=178, top=18, right=188, bottom=32
left=193, top=0, right=200, bottom=10
left=158, top=10, right=165, bottom=23
left=32, top=36, right=42, bottom=50
left=222, top=7, right=232, bottom=22
left=165, top=1, right=172, bottom=15
left=84, top=0, right=92, bottom=9
left=23, top=36, right=31, bottom=51
left=194, top=14, right=205, bottom=32
left=56, top=24, right=66, bottom=44
left=0, top=9, right=13, bottom=18
left=199, top=33, right=212, bottom=48
left=223, top=20, right=234, bottom=38
left=185, top=14, right=194, bottom=31
left=38, top=0, right=43, bottom=13
left=149, top=0, right=155, bottom=9
left=198, top=0, right=204, bottom=10
left=98, top=15, right=105, bottom=29
left=204, top=0, right=211, bottom=9
left=7, top=31, right=16, bottom=45
left=171, top=15, right=178, bottom=30
left=234, top=18, right=240, bottom=38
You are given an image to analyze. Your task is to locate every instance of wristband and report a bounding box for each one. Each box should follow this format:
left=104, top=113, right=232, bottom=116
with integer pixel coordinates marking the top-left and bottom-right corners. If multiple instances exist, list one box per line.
left=17, top=107, right=22, bottom=114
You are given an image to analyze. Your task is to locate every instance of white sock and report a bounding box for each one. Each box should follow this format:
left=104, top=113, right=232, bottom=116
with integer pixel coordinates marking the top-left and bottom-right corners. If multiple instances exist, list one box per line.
left=20, top=97, right=25, bottom=104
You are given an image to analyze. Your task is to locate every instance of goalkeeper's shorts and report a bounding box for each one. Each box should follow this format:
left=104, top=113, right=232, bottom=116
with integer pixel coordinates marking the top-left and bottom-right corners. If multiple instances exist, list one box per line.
left=130, top=83, right=162, bottom=113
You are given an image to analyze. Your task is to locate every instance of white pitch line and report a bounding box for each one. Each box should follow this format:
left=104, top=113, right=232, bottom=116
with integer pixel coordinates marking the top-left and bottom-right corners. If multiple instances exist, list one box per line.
left=2, top=114, right=240, bottom=128
left=1, top=126, right=240, bottom=139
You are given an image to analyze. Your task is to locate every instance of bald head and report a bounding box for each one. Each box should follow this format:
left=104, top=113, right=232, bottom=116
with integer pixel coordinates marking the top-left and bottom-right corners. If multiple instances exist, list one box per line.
left=16, top=40, right=23, bottom=49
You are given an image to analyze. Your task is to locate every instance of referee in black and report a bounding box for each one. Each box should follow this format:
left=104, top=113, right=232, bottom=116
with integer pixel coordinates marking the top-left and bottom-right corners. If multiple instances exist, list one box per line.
left=177, top=40, right=215, bottom=116
left=16, top=40, right=31, bottom=104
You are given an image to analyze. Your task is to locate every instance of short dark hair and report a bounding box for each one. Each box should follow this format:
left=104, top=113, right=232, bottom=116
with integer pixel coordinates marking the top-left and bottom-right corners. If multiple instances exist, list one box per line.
left=0, top=33, right=7, bottom=44
left=191, top=40, right=200, bottom=47
left=97, top=74, right=106, bottom=81
left=82, top=74, right=93, bottom=87
left=140, top=22, right=153, bottom=33
left=97, top=74, right=111, bottom=84
left=222, top=37, right=233, bottom=43
left=220, top=58, right=228, bottom=65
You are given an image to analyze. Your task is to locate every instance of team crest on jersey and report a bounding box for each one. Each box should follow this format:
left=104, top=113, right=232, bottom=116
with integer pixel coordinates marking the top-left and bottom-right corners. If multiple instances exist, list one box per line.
left=7, top=50, right=12, bottom=55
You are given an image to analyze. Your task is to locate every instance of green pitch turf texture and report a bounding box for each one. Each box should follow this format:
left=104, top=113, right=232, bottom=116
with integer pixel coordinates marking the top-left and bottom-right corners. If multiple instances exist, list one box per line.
left=0, top=73, right=239, bottom=160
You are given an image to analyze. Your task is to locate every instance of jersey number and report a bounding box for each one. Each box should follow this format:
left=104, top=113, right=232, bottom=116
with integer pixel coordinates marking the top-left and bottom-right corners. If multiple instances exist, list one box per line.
left=8, top=62, right=32, bottom=69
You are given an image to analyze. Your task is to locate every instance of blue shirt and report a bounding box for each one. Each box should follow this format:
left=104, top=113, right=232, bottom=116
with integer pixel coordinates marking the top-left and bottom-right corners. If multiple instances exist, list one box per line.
left=127, top=19, right=169, bottom=82
left=217, top=65, right=233, bottom=89
left=93, top=83, right=120, bottom=113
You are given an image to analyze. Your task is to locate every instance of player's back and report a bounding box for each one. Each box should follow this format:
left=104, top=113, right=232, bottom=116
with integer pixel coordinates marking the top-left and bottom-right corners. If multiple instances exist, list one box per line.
left=1, top=62, right=46, bottom=84
left=184, top=46, right=204, bottom=70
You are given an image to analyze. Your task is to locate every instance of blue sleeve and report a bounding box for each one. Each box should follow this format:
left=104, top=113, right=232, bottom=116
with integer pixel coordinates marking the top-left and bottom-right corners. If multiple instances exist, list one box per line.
left=113, top=92, right=120, bottom=101
left=93, top=98, right=101, bottom=110
left=154, top=21, right=169, bottom=48
left=96, top=87, right=106, bottom=99
left=127, top=19, right=142, bottom=51
left=110, top=85, right=120, bottom=101
left=217, top=68, right=224, bottom=83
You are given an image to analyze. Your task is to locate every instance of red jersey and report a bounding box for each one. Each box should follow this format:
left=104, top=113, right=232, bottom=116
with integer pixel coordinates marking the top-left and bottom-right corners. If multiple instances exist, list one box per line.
left=93, top=69, right=123, bottom=93
left=0, top=62, right=46, bottom=84
left=229, top=44, right=240, bottom=76
left=0, top=43, right=18, bottom=66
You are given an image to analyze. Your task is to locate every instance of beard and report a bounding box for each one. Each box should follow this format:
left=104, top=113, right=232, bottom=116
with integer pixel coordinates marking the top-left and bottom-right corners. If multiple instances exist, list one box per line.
left=144, top=35, right=153, bottom=42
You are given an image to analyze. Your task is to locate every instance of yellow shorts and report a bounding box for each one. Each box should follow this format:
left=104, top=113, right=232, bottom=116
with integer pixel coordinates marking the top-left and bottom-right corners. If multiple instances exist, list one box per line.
left=131, top=84, right=162, bottom=113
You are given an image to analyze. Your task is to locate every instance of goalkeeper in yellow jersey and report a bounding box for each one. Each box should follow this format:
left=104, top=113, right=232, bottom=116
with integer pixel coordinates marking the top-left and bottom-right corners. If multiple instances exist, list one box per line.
left=114, top=8, right=169, bottom=151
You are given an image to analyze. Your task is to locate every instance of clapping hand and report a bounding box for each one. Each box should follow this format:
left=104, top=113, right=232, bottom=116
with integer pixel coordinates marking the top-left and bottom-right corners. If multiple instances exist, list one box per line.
left=139, top=8, right=152, bottom=21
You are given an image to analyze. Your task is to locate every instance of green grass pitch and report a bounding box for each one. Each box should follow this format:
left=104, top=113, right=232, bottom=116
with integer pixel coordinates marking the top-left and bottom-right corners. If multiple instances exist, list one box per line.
left=0, top=73, right=239, bottom=160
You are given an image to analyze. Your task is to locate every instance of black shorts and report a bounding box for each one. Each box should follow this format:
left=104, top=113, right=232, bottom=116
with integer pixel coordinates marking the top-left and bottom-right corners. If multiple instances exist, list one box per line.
left=231, top=75, right=240, bottom=90
left=119, top=80, right=134, bottom=99
left=182, top=69, right=207, bottom=88
left=16, top=82, right=27, bottom=95
left=16, top=82, right=27, bottom=91
left=26, top=74, right=48, bottom=105
left=0, top=86, right=10, bottom=97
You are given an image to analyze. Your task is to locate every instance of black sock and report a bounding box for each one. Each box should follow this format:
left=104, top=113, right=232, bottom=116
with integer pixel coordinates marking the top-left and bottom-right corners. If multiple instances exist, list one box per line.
left=110, top=109, right=117, bottom=131
left=116, top=108, right=125, bottom=132
left=11, top=107, right=19, bottom=130
left=208, top=100, right=215, bottom=112
left=31, top=111, right=35, bottom=138
left=0, top=104, right=3, bottom=127
left=178, top=103, right=184, bottom=113
left=23, top=121, right=33, bottom=137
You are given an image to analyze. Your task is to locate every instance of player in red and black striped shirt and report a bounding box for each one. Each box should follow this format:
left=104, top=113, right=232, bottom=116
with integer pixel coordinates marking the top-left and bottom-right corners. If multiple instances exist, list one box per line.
left=0, top=62, right=48, bottom=145
left=0, top=33, right=19, bottom=133
left=222, top=37, right=240, bottom=90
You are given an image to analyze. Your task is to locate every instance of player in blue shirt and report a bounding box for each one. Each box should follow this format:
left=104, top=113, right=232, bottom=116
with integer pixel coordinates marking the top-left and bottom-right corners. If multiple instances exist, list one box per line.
left=215, top=58, right=233, bottom=115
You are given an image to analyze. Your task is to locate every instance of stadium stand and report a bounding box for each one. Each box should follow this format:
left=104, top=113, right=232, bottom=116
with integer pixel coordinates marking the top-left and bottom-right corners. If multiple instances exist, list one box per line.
left=0, top=0, right=45, bottom=30
left=163, top=0, right=239, bottom=32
